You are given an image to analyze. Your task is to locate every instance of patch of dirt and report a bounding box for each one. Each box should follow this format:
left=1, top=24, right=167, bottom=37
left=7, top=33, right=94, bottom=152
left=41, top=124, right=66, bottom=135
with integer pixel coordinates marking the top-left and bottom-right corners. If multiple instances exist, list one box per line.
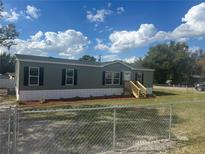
left=18, top=95, right=135, bottom=108
left=174, top=133, right=189, bottom=141
left=101, top=139, right=176, bottom=154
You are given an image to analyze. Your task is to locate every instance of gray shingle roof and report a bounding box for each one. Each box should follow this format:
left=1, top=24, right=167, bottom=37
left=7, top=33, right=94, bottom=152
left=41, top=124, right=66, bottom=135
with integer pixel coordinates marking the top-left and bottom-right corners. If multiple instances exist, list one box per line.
left=15, top=54, right=104, bottom=65
left=15, top=54, right=154, bottom=71
left=125, top=62, right=149, bottom=70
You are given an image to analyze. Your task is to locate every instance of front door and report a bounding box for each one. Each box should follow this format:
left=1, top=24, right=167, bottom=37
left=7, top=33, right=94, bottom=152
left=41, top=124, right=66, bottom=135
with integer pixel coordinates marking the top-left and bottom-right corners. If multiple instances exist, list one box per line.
left=124, top=71, right=131, bottom=81
left=135, top=72, right=144, bottom=84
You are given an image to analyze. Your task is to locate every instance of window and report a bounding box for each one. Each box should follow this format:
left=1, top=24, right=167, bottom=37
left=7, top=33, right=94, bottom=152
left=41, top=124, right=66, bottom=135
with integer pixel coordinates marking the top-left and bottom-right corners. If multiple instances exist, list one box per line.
left=105, top=71, right=120, bottom=85
left=113, top=72, right=120, bottom=85
left=66, top=69, right=74, bottom=85
left=29, top=67, right=39, bottom=86
left=105, top=72, right=112, bottom=85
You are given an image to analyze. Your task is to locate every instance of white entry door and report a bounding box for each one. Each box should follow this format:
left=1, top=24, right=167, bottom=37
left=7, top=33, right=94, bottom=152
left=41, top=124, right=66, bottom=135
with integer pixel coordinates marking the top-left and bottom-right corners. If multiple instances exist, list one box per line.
left=124, top=71, right=131, bottom=81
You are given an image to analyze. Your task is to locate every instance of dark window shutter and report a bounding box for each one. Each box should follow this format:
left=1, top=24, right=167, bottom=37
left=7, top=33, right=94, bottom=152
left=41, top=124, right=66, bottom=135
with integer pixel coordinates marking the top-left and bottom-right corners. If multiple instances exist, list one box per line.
left=135, top=73, right=138, bottom=81
left=120, top=72, right=123, bottom=85
left=39, top=67, right=44, bottom=86
left=23, top=66, right=29, bottom=86
left=62, top=69, right=66, bottom=86
left=102, top=71, right=105, bottom=85
left=74, top=69, right=78, bottom=85
left=142, top=73, right=144, bottom=84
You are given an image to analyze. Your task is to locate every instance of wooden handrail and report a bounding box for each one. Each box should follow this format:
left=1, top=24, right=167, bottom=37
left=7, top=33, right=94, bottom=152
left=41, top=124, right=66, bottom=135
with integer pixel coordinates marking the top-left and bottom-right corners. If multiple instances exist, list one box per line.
left=136, top=81, right=146, bottom=91
left=129, top=81, right=140, bottom=98
left=135, top=81, right=147, bottom=97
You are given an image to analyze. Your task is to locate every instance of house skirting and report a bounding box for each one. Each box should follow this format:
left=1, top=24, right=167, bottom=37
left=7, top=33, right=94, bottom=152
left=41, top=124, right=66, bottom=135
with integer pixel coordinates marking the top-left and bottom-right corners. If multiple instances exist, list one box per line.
left=17, top=88, right=124, bottom=101
left=146, top=88, right=153, bottom=95
left=16, top=87, right=153, bottom=101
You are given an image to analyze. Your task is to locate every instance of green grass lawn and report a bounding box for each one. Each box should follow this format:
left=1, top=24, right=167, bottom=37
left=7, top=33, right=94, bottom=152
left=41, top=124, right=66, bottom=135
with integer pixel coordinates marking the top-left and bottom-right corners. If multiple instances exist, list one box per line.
left=17, top=86, right=205, bottom=154
left=20, top=86, right=205, bottom=109
left=170, top=102, right=205, bottom=154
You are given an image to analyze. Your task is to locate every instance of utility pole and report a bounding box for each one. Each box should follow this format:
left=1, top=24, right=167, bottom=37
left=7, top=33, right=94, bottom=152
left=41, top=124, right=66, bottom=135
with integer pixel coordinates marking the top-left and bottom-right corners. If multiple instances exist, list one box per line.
left=98, top=55, right=102, bottom=62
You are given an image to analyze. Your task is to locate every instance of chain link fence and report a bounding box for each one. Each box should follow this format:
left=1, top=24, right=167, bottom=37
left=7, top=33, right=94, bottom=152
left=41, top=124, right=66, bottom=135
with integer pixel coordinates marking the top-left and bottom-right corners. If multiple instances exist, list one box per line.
left=0, top=107, right=10, bottom=154
left=0, top=107, right=17, bottom=154
left=0, top=105, right=173, bottom=154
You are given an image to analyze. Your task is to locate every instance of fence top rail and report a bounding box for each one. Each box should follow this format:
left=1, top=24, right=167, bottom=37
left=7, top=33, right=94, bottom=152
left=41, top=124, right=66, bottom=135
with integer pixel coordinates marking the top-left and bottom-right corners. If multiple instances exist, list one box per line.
left=0, top=106, right=12, bottom=110
left=2, top=99, right=204, bottom=113
left=19, top=104, right=171, bottom=113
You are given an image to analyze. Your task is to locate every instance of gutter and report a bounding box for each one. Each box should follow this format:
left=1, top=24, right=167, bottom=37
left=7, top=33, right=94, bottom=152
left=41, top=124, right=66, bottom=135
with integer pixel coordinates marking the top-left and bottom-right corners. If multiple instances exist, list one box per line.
left=16, top=58, right=155, bottom=71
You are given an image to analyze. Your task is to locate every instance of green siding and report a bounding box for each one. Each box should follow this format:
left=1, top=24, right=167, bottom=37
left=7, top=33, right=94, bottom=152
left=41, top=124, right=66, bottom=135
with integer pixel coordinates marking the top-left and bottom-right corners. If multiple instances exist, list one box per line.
left=18, top=60, right=153, bottom=90
left=131, top=71, right=153, bottom=87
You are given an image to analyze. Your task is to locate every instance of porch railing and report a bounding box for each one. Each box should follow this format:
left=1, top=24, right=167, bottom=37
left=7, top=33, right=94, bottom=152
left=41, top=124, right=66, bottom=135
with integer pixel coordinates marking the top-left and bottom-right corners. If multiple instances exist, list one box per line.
left=135, top=81, right=147, bottom=97
left=129, top=81, right=141, bottom=98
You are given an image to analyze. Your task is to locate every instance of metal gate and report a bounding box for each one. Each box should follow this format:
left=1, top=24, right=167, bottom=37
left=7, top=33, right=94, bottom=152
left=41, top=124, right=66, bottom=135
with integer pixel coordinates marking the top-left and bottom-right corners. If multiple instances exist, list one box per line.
left=0, top=107, right=18, bottom=154
left=0, top=105, right=172, bottom=154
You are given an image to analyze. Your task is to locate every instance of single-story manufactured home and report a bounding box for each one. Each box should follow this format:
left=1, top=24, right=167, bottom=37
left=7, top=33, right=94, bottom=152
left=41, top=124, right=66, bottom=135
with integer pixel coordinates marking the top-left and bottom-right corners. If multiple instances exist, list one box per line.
left=15, top=54, right=154, bottom=101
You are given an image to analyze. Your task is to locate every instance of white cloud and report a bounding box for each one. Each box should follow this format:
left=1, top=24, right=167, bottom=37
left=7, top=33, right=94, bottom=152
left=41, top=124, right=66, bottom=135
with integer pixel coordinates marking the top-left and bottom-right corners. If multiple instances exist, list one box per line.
left=86, top=3, right=125, bottom=24
left=96, top=2, right=205, bottom=53
left=1, top=9, right=20, bottom=22
left=1, top=5, right=40, bottom=22
left=189, top=46, right=201, bottom=52
left=102, top=54, right=119, bottom=61
left=0, top=46, right=9, bottom=53
left=99, top=54, right=139, bottom=63
left=171, top=2, right=205, bottom=39
left=95, top=24, right=158, bottom=53
left=95, top=43, right=109, bottom=51
left=123, top=56, right=139, bottom=63
left=95, top=38, right=109, bottom=51
left=10, top=29, right=90, bottom=58
left=86, top=9, right=112, bottom=23
left=30, top=31, right=44, bottom=41
left=26, top=5, right=40, bottom=19
left=116, top=7, right=125, bottom=14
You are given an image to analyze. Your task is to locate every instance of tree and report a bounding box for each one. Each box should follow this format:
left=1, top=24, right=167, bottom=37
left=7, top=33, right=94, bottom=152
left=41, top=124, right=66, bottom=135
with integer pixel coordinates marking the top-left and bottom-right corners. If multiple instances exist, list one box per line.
left=0, top=1, right=19, bottom=50
left=79, top=55, right=96, bottom=62
left=0, top=1, right=18, bottom=74
left=196, top=53, right=205, bottom=77
left=142, top=41, right=196, bottom=84
left=0, top=24, right=19, bottom=50
left=190, top=49, right=205, bottom=76
left=0, top=52, right=15, bottom=74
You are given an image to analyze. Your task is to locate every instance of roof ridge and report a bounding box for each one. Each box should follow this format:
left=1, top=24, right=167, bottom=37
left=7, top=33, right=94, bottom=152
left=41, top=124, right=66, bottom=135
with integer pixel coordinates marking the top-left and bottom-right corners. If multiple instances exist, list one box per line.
left=15, top=54, right=116, bottom=64
left=15, top=54, right=154, bottom=71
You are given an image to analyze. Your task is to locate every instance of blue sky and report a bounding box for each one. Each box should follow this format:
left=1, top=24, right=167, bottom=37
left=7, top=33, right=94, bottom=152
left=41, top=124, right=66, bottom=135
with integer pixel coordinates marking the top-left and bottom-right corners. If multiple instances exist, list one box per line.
left=2, top=0, right=205, bottom=62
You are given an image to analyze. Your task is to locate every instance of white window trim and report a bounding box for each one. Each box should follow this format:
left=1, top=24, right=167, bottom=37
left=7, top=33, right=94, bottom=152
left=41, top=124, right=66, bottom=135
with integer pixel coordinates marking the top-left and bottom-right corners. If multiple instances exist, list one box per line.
left=105, top=71, right=120, bottom=85
left=113, top=72, right=120, bottom=85
left=66, top=69, right=74, bottom=86
left=105, top=71, right=112, bottom=85
left=29, top=66, right=39, bottom=86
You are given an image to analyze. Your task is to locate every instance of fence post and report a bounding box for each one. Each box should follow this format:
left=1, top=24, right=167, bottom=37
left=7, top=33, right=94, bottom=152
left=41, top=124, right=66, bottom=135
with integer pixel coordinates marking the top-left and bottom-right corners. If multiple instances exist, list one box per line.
left=13, top=106, right=17, bottom=154
left=113, top=108, right=116, bottom=152
left=7, top=107, right=11, bottom=154
left=169, top=104, right=172, bottom=140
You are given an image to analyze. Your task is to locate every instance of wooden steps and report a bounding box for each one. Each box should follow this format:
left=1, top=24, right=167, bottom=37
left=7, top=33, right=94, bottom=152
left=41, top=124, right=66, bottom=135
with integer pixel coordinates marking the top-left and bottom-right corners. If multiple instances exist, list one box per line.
left=124, top=81, right=147, bottom=98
